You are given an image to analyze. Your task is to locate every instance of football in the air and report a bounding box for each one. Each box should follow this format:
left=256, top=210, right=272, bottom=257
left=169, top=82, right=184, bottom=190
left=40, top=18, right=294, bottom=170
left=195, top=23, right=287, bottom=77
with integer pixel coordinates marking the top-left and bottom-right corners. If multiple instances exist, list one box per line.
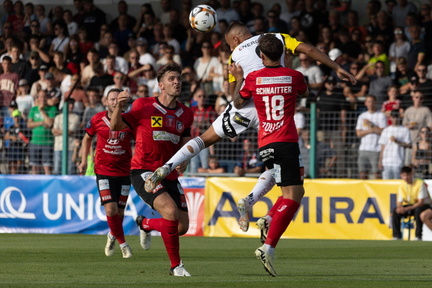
left=189, top=5, right=217, bottom=33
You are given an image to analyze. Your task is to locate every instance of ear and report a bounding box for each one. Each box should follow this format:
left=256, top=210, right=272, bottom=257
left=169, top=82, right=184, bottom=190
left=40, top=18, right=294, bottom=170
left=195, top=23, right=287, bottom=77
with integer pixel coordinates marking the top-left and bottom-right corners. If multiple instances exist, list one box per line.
left=260, top=51, right=265, bottom=61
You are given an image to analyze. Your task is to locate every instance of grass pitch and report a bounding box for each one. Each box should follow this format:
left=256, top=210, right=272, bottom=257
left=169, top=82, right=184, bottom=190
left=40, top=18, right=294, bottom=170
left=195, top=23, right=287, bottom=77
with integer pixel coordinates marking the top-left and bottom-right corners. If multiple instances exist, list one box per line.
left=0, top=234, right=431, bottom=288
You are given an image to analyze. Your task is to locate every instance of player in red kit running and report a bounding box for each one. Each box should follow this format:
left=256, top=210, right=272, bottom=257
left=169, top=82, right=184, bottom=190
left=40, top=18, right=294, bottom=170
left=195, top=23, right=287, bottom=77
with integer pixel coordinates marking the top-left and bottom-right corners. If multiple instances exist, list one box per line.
left=110, top=63, right=194, bottom=276
left=78, top=88, right=134, bottom=258
left=229, top=33, right=309, bottom=277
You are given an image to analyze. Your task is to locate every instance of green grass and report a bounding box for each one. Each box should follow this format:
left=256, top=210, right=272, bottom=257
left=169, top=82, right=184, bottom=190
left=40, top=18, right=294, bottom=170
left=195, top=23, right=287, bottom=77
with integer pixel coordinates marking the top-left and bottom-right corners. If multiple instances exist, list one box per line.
left=0, top=234, right=431, bottom=288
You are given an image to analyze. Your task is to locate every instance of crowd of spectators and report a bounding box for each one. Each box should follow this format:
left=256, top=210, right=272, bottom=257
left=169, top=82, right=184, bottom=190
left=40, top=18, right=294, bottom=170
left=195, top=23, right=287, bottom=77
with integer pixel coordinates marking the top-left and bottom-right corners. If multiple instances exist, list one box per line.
left=1, top=0, right=432, bottom=179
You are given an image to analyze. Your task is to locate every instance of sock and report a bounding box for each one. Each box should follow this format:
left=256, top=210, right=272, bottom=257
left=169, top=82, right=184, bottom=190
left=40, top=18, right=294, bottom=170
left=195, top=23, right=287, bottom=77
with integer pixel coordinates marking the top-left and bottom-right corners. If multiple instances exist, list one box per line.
left=245, top=170, right=276, bottom=206
left=143, top=218, right=181, bottom=268
left=265, top=198, right=300, bottom=248
left=106, top=214, right=126, bottom=244
left=267, top=196, right=283, bottom=218
left=164, top=137, right=205, bottom=172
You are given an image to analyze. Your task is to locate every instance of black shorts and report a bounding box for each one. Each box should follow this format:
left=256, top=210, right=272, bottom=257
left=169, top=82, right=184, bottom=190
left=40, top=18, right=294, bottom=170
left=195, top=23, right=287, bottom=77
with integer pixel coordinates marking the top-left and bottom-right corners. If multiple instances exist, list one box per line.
left=96, top=175, right=131, bottom=209
left=259, top=142, right=304, bottom=186
left=130, top=169, right=188, bottom=212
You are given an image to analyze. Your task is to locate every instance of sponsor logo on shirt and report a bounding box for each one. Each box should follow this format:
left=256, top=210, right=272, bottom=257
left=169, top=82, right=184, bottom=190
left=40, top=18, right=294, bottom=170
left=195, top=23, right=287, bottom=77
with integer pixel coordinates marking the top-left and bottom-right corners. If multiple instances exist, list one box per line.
left=151, top=116, right=163, bottom=127
left=153, top=131, right=180, bottom=144
left=256, top=76, right=292, bottom=85
left=233, top=112, right=250, bottom=128
left=175, top=108, right=184, bottom=117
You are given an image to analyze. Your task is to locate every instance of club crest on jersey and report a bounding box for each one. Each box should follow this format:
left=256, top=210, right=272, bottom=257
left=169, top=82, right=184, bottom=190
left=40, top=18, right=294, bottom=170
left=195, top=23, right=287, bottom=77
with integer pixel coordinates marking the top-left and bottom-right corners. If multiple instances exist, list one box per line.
left=85, top=120, right=92, bottom=129
left=166, top=115, right=175, bottom=127
left=151, top=116, right=163, bottom=127
left=176, top=121, right=184, bottom=133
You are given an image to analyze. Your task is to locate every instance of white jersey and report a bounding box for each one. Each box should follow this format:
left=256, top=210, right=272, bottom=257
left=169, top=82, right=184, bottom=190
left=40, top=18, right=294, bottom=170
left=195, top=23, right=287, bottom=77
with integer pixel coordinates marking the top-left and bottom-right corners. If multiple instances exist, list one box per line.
left=213, top=33, right=302, bottom=138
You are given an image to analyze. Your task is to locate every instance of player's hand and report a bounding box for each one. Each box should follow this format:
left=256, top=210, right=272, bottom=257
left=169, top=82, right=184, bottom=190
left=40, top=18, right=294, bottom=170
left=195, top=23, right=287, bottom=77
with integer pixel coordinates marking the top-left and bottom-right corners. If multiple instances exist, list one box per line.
left=117, top=90, right=131, bottom=106
left=336, top=68, right=357, bottom=85
left=78, top=162, right=87, bottom=175
left=228, top=63, right=244, bottom=80
left=175, top=161, right=188, bottom=174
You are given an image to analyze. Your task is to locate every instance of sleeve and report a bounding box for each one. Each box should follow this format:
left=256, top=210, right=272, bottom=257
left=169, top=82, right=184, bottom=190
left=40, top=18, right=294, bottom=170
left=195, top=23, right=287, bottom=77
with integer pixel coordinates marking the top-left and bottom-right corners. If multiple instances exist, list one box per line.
left=403, top=127, right=411, bottom=144
left=418, top=182, right=429, bottom=200
left=355, top=114, right=364, bottom=130
left=85, top=115, right=97, bottom=137
left=280, top=33, right=302, bottom=54
left=227, top=54, right=236, bottom=83
left=121, top=98, right=142, bottom=130
left=239, top=75, right=253, bottom=100
left=296, top=72, right=308, bottom=94
left=378, top=113, right=387, bottom=128
left=378, top=129, right=388, bottom=145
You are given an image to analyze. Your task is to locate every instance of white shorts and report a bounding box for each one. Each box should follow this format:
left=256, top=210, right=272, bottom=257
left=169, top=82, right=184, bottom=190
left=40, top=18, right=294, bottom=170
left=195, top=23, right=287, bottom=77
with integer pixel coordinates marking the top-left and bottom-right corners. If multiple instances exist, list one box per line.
left=212, top=99, right=259, bottom=138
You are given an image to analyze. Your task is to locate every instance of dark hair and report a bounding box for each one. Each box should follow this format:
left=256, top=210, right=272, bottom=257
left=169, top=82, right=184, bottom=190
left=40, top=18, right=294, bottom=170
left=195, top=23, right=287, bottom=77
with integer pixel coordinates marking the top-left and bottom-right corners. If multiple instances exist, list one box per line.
left=107, top=88, right=123, bottom=98
left=400, top=166, right=412, bottom=174
left=258, top=34, right=283, bottom=62
left=157, top=63, right=182, bottom=82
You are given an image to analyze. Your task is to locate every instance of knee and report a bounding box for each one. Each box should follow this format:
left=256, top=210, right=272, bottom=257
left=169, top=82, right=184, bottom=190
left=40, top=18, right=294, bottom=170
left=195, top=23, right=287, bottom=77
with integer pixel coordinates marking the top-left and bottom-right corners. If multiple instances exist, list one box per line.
left=178, top=222, right=189, bottom=235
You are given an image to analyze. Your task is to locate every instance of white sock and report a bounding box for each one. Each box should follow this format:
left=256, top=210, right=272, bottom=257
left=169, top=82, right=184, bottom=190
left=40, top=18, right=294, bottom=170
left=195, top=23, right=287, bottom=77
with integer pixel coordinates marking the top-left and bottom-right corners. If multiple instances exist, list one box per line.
left=119, top=242, right=128, bottom=248
left=245, top=170, right=276, bottom=206
left=165, top=137, right=205, bottom=172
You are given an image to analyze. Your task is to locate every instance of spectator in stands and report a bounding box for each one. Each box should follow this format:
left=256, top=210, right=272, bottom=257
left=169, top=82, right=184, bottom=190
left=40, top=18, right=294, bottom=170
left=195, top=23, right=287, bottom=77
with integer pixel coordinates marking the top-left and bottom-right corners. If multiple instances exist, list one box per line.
left=25, top=51, right=42, bottom=88
left=156, top=44, right=181, bottom=71
left=194, top=41, right=220, bottom=96
left=15, top=79, right=33, bottom=119
left=189, top=88, right=217, bottom=173
left=344, top=62, right=368, bottom=110
left=104, top=42, right=128, bottom=75
left=133, top=84, right=149, bottom=100
left=27, top=89, right=58, bottom=175
left=103, top=72, right=129, bottom=97
left=388, top=26, right=410, bottom=75
left=392, top=166, right=430, bottom=241
left=52, top=67, right=72, bottom=97
left=4, top=100, right=28, bottom=174
left=381, top=85, right=402, bottom=125
left=52, top=98, right=80, bottom=175
left=135, top=37, right=156, bottom=68
left=96, top=30, right=112, bottom=59
left=412, top=126, right=432, bottom=179
left=234, top=138, right=265, bottom=177
left=296, top=53, right=324, bottom=97
left=0, top=56, right=19, bottom=118
left=88, top=62, right=114, bottom=93
left=356, top=95, right=387, bottom=179
left=82, top=0, right=106, bottom=43
left=10, top=44, right=27, bottom=79
left=34, top=4, right=52, bottom=37
left=197, top=155, right=225, bottom=174
left=215, top=0, right=240, bottom=33
left=80, top=48, right=99, bottom=89
left=28, top=34, right=50, bottom=64
left=317, top=75, right=349, bottom=177
left=112, top=15, right=134, bottom=56
left=334, top=27, right=362, bottom=64
left=81, top=88, right=104, bottom=128
left=63, top=9, right=77, bottom=37
left=49, top=20, right=69, bottom=57
left=128, top=63, right=157, bottom=97
left=63, top=74, right=88, bottom=117
left=393, top=0, right=418, bottom=28
left=77, top=27, right=93, bottom=57
left=403, top=90, right=432, bottom=165
left=44, top=72, right=62, bottom=108
left=378, top=110, right=411, bottom=179
left=367, top=41, right=390, bottom=76
left=280, top=0, right=301, bottom=32
left=409, top=64, right=432, bottom=109
left=358, top=60, right=393, bottom=105
left=266, top=8, right=287, bottom=33
left=30, top=64, right=49, bottom=98
left=66, top=35, right=84, bottom=74
left=317, top=131, right=337, bottom=178
left=406, top=25, right=425, bottom=71
left=52, top=51, right=72, bottom=75
left=109, top=0, right=136, bottom=32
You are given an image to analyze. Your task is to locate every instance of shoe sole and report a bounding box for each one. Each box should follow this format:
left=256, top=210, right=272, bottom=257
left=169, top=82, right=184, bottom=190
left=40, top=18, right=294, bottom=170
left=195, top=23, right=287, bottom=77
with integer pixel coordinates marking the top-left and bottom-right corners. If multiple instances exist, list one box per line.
left=255, top=248, right=277, bottom=277
left=144, top=168, right=167, bottom=192
left=237, top=198, right=249, bottom=232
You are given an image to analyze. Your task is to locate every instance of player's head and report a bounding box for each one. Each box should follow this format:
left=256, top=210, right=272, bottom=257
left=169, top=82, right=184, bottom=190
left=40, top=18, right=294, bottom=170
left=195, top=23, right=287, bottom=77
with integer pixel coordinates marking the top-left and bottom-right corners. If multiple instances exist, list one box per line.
left=224, top=21, right=252, bottom=51
left=157, top=63, right=182, bottom=97
left=106, top=88, right=123, bottom=113
left=258, top=33, right=283, bottom=62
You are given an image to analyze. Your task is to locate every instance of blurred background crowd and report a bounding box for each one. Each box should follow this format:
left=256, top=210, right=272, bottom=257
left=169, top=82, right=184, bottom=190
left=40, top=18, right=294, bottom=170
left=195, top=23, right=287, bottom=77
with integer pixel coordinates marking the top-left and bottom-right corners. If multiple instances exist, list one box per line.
left=1, top=0, right=432, bottom=180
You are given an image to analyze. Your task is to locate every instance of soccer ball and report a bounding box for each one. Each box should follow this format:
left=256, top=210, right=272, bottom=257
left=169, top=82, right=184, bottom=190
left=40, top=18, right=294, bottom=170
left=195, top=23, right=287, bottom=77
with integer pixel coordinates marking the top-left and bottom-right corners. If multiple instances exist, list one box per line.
left=189, top=5, right=217, bottom=33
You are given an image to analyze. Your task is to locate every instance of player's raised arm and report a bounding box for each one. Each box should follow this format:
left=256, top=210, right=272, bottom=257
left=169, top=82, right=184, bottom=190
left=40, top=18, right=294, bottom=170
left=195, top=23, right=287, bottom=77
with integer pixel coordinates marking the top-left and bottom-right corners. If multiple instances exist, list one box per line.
left=295, top=43, right=357, bottom=85
left=228, top=63, right=247, bottom=109
left=110, top=90, right=130, bottom=131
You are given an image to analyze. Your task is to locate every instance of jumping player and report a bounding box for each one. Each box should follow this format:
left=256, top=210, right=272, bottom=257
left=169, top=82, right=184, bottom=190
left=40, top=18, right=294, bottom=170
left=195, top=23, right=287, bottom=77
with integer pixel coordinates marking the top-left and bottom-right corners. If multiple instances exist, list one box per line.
left=145, top=22, right=356, bottom=233
left=229, top=33, right=308, bottom=277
